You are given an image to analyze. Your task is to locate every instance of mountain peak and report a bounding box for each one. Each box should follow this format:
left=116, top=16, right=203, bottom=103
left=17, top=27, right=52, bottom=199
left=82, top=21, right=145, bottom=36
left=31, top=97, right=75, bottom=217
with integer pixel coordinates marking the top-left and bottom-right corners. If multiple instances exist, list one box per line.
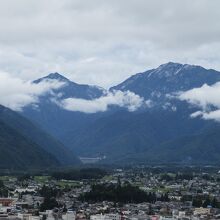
left=33, top=72, right=70, bottom=84
left=158, top=62, right=183, bottom=70
left=149, top=62, right=203, bottom=78
left=111, top=62, right=220, bottom=100
left=157, top=62, right=204, bottom=72
left=45, top=72, right=69, bottom=81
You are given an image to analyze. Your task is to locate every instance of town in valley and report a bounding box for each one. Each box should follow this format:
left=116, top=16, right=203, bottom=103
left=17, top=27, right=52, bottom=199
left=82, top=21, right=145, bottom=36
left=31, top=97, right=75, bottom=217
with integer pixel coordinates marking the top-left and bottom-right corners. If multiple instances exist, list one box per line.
left=0, top=166, right=220, bottom=220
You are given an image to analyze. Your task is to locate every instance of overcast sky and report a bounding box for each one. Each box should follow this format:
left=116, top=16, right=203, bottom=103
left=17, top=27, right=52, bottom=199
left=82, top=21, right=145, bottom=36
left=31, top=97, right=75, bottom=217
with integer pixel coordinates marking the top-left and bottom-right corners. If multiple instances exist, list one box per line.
left=0, top=0, right=220, bottom=88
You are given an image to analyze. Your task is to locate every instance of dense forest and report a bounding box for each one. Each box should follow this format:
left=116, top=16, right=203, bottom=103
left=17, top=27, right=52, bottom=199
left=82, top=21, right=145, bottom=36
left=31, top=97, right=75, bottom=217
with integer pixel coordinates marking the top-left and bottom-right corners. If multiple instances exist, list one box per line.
left=80, top=183, right=169, bottom=204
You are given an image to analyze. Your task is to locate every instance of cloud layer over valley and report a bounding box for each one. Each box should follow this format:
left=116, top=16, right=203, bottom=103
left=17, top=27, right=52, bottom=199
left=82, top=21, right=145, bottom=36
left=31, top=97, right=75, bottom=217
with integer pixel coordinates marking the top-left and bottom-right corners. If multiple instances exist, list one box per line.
left=56, top=90, right=147, bottom=113
left=0, top=72, right=64, bottom=111
left=179, top=82, right=220, bottom=121
left=0, top=72, right=147, bottom=113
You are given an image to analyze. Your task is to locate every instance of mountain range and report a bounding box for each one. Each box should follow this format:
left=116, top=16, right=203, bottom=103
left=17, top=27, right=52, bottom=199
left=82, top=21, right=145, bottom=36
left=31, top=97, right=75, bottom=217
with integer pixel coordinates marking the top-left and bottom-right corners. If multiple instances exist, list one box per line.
left=2, top=62, right=220, bottom=168
left=19, top=62, right=220, bottom=165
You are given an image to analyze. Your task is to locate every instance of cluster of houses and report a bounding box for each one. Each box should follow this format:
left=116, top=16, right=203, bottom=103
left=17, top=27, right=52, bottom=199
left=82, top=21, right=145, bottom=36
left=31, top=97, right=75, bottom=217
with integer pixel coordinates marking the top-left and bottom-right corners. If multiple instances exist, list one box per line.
left=0, top=167, right=220, bottom=219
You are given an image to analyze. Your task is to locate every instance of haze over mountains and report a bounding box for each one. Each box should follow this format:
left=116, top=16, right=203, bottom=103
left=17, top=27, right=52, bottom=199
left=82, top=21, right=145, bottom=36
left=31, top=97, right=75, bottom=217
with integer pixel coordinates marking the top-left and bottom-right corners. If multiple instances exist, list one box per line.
left=13, top=62, right=220, bottom=165
left=2, top=62, right=220, bottom=169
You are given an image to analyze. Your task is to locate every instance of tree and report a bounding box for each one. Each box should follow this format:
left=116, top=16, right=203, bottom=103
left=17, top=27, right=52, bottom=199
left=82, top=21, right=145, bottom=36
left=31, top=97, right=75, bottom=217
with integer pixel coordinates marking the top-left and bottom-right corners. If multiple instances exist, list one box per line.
left=211, top=197, right=219, bottom=208
left=192, top=198, right=203, bottom=207
left=40, top=197, right=59, bottom=211
left=0, top=180, right=4, bottom=188
left=0, top=180, right=8, bottom=197
left=202, top=198, right=211, bottom=208
left=39, top=185, right=60, bottom=198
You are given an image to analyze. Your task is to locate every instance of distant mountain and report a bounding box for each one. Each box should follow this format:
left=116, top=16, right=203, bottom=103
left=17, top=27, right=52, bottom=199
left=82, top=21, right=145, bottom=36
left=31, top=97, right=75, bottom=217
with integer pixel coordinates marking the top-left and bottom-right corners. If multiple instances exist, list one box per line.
left=0, top=114, right=59, bottom=170
left=0, top=105, right=80, bottom=166
left=125, top=125, right=220, bottom=165
left=21, top=64, right=220, bottom=165
left=69, top=107, right=216, bottom=161
left=111, top=62, right=220, bottom=102
left=34, top=72, right=105, bottom=99
left=66, top=63, right=220, bottom=160
left=22, top=73, right=105, bottom=144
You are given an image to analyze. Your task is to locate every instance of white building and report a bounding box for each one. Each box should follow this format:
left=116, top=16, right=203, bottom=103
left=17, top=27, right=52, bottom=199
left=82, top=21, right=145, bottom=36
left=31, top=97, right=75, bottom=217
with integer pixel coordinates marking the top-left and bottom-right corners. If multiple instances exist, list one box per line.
left=90, top=213, right=121, bottom=220
left=17, top=213, right=40, bottom=220
left=62, top=211, right=76, bottom=220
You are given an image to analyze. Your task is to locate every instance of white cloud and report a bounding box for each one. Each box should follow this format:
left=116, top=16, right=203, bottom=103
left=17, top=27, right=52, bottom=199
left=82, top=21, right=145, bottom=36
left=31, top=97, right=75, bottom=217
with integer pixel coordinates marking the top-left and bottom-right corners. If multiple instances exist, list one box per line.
left=0, top=1, right=219, bottom=87
left=190, top=111, right=203, bottom=118
left=179, top=83, right=220, bottom=109
left=190, top=110, right=220, bottom=121
left=56, top=90, right=145, bottom=113
left=0, top=72, right=64, bottom=111
left=202, top=110, right=220, bottom=121
left=179, top=82, right=220, bottom=121
left=0, top=72, right=147, bottom=113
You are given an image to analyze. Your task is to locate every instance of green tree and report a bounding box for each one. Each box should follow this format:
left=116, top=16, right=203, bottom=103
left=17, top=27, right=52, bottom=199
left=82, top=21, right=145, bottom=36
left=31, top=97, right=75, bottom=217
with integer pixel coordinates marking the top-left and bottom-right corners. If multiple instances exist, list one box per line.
left=202, top=198, right=211, bottom=208
left=211, top=197, right=219, bottom=208
left=192, top=198, right=203, bottom=207
left=40, top=197, right=59, bottom=211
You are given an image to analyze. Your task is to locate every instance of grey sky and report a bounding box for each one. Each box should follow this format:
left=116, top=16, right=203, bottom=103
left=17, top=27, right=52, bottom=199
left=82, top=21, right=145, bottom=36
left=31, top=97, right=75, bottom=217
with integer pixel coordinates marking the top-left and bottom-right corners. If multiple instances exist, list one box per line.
left=0, top=0, right=219, bottom=88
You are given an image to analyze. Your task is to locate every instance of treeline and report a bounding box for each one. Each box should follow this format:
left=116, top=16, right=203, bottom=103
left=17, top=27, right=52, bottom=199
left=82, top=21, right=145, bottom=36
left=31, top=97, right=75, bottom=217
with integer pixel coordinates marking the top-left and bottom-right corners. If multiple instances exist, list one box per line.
left=80, top=183, right=169, bottom=203
left=52, top=168, right=107, bottom=180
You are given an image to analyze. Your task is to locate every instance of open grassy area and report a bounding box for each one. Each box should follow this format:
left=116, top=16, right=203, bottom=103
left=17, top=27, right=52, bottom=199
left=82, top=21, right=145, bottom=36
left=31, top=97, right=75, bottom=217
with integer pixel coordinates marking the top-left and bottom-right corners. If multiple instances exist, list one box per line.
left=102, top=175, right=114, bottom=181
left=57, top=180, right=82, bottom=188
left=0, top=176, right=17, bottom=182
left=0, top=176, right=10, bottom=181
left=34, top=176, right=51, bottom=183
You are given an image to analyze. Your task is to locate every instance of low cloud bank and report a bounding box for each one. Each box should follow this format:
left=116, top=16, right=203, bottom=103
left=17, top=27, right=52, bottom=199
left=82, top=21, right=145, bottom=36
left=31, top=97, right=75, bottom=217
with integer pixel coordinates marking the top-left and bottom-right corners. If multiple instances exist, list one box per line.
left=0, top=72, right=64, bottom=111
left=179, top=82, right=220, bottom=121
left=57, top=90, right=147, bottom=113
left=0, top=72, right=149, bottom=113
